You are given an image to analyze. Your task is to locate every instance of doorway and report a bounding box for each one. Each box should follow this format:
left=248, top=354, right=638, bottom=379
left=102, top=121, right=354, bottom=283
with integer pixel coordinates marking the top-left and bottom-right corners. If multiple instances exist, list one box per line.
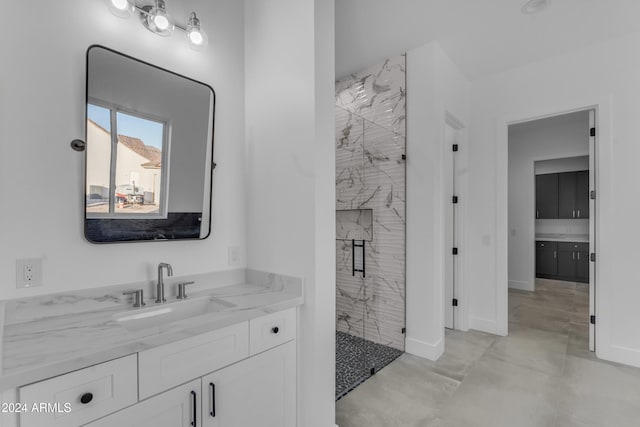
left=507, top=109, right=596, bottom=351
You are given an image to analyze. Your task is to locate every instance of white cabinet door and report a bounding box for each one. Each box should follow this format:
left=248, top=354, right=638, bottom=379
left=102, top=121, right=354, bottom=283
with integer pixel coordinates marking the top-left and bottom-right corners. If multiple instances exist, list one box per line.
left=84, top=379, right=201, bottom=427
left=202, top=341, right=296, bottom=427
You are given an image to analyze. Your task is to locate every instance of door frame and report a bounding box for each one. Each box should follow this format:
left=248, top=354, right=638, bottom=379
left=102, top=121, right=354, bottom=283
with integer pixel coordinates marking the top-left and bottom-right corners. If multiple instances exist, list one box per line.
left=496, top=98, right=607, bottom=349
left=444, top=112, right=468, bottom=331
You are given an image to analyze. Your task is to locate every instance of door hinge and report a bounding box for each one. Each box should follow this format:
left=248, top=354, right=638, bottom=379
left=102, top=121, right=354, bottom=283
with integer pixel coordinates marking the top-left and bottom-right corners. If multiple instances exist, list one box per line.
left=212, top=162, right=217, bottom=170
left=452, top=195, right=459, bottom=204
left=452, top=247, right=458, bottom=255
left=452, top=144, right=459, bottom=152
left=370, top=367, right=376, bottom=376
left=590, top=190, right=596, bottom=200
left=402, top=154, right=406, bottom=160
left=452, top=298, right=459, bottom=307
left=590, top=253, right=596, bottom=262
left=401, top=327, right=406, bottom=334
left=590, top=127, right=596, bottom=137
left=590, top=315, right=596, bottom=325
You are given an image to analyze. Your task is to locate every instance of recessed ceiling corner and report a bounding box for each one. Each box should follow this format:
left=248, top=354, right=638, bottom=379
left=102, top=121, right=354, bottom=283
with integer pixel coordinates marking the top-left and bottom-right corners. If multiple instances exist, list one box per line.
left=522, top=0, right=550, bottom=15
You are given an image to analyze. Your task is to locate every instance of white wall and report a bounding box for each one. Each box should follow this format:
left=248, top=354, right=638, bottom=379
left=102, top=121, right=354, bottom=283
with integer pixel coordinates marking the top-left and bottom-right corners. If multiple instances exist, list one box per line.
left=535, top=156, right=590, bottom=175
left=0, top=0, right=246, bottom=299
left=468, top=30, right=640, bottom=367
left=405, top=41, right=470, bottom=360
left=244, top=0, right=335, bottom=426
left=508, top=113, right=589, bottom=291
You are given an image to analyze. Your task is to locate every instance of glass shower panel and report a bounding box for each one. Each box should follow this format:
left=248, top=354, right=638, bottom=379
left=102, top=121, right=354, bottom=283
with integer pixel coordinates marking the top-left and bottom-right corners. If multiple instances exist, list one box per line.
left=360, top=119, right=406, bottom=369
left=335, top=106, right=368, bottom=398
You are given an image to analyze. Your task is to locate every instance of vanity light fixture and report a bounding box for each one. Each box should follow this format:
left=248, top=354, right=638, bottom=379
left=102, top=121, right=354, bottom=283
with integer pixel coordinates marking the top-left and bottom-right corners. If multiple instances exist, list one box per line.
left=106, top=0, right=208, bottom=48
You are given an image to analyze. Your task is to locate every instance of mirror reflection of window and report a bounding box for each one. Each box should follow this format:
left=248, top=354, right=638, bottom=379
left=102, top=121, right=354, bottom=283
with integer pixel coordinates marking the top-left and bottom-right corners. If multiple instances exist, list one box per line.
left=86, top=104, right=169, bottom=218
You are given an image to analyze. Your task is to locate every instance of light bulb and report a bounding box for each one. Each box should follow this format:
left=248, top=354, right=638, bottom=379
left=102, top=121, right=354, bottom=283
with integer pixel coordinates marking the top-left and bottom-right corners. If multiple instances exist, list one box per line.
left=186, top=12, right=208, bottom=49
left=154, top=14, right=169, bottom=30
left=189, top=29, right=203, bottom=45
left=106, top=0, right=134, bottom=18
left=111, top=0, right=128, bottom=10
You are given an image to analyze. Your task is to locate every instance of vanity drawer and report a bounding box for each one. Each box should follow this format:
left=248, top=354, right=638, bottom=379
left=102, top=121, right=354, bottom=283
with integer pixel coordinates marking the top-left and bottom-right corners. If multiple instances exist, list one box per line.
left=536, top=241, right=557, bottom=250
left=249, top=308, right=297, bottom=355
left=19, top=354, right=137, bottom=427
left=558, top=242, right=589, bottom=252
left=138, top=321, right=249, bottom=400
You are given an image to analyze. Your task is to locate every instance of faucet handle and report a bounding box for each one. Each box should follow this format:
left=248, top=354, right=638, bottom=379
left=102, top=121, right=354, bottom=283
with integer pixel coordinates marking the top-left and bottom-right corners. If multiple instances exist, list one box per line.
left=122, top=289, right=146, bottom=308
left=177, top=281, right=195, bottom=300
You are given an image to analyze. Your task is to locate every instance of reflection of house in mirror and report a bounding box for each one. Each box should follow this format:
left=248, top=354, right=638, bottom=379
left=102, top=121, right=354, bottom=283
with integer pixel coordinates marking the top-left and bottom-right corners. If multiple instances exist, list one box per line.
left=86, top=119, right=163, bottom=215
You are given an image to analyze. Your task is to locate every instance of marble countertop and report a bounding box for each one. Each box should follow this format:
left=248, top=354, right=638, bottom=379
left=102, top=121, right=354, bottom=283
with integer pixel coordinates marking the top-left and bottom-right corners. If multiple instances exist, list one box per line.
left=535, top=233, right=590, bottom=243
left=0, top=270, right=302, bottom=391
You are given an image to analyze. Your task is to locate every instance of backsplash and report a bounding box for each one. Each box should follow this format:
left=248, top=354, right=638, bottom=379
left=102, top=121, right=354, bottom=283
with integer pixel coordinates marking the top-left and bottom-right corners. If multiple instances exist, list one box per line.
left=536, top=219, right=589, bottom=235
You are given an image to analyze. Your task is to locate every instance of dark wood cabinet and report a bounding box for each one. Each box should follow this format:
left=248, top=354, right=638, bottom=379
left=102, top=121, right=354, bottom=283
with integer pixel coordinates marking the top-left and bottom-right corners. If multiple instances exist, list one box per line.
left=556, top=249, right=576, bottom=278
left=535, top=241, right=557, bottom=277
left=537, top=241, right=589, bottom=283
left=536, top=170, right=589, bottom=219
left=535, top=174, right=558, bottom=219
left=575, top=170, right=589, bottom=218
left=576, top=249, right=590, bottom=282
left=558, top=172, right=576, bottom=218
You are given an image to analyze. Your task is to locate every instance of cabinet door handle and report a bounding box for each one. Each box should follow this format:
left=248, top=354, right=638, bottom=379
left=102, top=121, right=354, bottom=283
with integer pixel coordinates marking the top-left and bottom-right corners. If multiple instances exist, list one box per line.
left=536, top=210, right=539, bottom=218
left=573, top=210, right=575, bottom=218
left=209, top=382, right=216, bottom=418
left=553, top=251, right=556, bottom=259
left=578, top=210, right=581, bottom=218
left=191, top=390, right=197, bottom=427
left=573, top=252, right=575, bottom=260
left=577, top=252, right=580, bottom=260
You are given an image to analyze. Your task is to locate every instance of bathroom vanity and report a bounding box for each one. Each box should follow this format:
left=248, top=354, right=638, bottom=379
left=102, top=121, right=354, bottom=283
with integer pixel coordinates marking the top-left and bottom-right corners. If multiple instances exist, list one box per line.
left=0, top=270, right=301, bottom=427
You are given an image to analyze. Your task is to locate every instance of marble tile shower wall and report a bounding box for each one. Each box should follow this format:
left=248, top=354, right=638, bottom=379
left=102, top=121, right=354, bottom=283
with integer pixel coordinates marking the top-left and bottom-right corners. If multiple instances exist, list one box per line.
left=335, top=55, right=406, bottom=351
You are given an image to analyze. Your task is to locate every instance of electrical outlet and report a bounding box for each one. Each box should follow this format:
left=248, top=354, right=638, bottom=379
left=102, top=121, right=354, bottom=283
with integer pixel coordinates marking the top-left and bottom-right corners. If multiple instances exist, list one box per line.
left=16, top=258, right=43, bottom=288
left=228, top=247, right=240, bottom=266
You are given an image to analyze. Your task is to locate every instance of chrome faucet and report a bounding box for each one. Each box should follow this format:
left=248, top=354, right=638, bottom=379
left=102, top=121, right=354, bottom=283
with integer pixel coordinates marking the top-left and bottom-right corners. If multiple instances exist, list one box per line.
left=155, top=262, right=173, bottom=303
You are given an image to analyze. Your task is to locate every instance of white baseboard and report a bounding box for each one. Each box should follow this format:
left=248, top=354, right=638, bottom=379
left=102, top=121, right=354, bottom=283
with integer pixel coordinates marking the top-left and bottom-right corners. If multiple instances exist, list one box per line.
left=508, top=280, right=533, bottom=291
left=469, top=316, right=507, bottom=336
left=599, top=344, right=640, bottom=369
left=405, top=336, right=444, bottom=361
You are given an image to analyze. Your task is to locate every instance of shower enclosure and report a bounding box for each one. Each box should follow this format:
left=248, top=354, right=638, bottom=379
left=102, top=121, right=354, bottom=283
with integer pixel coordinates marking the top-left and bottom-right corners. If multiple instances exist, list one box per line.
left=335, top=56, right=406, bottom=399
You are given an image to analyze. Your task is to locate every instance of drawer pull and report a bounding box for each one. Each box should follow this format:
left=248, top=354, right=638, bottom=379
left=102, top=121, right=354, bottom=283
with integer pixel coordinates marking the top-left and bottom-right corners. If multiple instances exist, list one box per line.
left=209, top=382, right=216, bottom=417
left=271, top=326, right=280, bottom=334
left=191, top=390, right=197, bottom=427
left=80, top=392, right=93, bottom=404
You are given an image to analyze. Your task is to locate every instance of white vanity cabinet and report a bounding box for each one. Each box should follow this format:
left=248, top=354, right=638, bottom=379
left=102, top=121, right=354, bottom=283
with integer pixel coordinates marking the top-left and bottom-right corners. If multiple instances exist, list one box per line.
left=4, top=309, right=297, bottom=427
left=202, top=340, right=296, bottom=427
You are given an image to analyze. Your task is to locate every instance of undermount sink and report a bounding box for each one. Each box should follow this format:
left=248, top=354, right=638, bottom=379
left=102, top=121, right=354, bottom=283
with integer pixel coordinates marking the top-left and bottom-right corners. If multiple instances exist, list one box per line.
left=114, top=296, right=236, bottom=331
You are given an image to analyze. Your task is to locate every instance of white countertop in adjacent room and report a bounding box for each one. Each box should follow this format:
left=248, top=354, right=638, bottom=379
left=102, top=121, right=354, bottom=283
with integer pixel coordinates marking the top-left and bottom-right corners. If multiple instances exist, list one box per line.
left=535, top=233, right=590, bottom=243
left=0, top=270, right=303, bottom=391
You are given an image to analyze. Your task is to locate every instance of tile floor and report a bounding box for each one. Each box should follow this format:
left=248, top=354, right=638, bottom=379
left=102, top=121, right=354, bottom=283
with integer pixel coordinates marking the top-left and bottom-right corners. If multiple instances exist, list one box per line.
left=336, top=279, right=640, bottom=427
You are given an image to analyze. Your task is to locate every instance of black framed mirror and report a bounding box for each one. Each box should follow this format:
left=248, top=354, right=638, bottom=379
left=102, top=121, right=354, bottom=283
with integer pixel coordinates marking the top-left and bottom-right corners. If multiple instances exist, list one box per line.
left=84, top=45, right=215, bottom=243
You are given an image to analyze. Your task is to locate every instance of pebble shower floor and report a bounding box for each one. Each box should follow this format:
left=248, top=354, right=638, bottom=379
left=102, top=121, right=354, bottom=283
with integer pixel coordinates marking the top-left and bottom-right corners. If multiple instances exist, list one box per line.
left=335, top=331, right=403, bottom=400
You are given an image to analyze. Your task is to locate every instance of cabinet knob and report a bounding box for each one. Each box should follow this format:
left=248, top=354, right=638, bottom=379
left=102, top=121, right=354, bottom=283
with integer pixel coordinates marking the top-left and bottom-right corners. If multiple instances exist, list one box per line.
left=271, top=326, right=280, bottom=334
left=80, top=392, right=93, bottom=404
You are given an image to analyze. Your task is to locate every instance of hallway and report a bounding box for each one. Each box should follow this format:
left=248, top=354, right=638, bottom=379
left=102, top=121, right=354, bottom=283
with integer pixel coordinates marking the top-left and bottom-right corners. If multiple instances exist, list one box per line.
left=336, top=279, right=640, bottom=427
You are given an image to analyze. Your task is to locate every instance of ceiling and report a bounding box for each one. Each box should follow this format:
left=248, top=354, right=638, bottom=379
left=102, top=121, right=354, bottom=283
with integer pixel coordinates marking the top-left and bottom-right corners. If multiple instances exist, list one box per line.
left=335, top=0, right=640, bottom=80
